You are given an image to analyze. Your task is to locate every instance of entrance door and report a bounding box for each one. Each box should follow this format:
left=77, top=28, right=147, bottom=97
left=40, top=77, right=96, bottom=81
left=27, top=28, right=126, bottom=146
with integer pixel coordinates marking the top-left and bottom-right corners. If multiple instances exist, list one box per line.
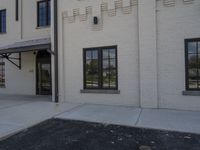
left=36, top=51, right=52, bottom=95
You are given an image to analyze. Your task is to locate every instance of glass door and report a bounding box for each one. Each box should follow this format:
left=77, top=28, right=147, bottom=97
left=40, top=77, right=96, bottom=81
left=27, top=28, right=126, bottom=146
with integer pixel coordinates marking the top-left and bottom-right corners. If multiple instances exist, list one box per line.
left=36, top=51, right=52, bottom=95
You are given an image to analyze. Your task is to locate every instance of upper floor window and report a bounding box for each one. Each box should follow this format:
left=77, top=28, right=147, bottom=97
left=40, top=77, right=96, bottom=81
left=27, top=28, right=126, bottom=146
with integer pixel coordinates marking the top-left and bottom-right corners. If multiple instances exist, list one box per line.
left=185, top=39, right=200, bottom=91
left=83, top=46, right=118, bottom=90
left=37, top=0, right=51, bottom=27
left=0, top=9, right=6, bottom=33
left=0, top=59, right=5, bottom=87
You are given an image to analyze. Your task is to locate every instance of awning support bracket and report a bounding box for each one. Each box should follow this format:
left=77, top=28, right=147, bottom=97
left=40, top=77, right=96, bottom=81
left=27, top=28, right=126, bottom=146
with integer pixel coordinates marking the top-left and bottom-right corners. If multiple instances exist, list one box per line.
left=0, top=53, right=21, bottom=70
left=47, top=48, right=55, bottom=55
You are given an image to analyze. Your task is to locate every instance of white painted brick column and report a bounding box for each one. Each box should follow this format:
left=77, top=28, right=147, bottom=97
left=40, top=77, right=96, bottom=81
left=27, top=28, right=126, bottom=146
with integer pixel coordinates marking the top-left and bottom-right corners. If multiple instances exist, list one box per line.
left=138, top=0, right=158, bottom=108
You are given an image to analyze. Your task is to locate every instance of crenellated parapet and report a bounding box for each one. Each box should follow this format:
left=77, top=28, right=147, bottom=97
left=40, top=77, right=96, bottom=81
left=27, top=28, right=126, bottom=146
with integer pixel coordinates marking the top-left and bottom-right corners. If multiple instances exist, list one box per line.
left=62, top=0, right=138, bottom=24
left=62, top=0, right=196, bottom=24
left=163, top=0, right=194, bottom=6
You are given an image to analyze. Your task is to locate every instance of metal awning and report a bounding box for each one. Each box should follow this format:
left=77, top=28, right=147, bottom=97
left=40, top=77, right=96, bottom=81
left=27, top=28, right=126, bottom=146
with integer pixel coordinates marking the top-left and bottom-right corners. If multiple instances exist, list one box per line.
left=0, top=38, right=52, bottom=69
left=0, top=37, right=51, bottom=54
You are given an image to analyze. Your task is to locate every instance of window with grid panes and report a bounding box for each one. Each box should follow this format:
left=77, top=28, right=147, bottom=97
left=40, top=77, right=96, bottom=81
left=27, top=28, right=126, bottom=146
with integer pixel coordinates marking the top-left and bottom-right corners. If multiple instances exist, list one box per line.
left=185, top=39, right=200, bottom=90
left=83, top=46, right=118, bottom=90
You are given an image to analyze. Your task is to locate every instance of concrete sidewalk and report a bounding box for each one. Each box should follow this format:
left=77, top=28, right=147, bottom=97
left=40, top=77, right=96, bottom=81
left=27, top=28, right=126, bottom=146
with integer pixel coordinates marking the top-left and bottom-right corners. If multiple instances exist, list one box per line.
left=0, top=95, right=82, bottom=140
left=1, top=95, right=200, bottom=140
left=56, top=104, right=200, bottom=134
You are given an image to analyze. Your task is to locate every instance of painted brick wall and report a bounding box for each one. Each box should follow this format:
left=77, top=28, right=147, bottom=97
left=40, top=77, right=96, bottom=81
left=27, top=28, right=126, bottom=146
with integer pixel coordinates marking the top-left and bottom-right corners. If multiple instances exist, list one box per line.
left=157, top=0, right=200, bottom=110
left=58, top=0, right=140, bottom=106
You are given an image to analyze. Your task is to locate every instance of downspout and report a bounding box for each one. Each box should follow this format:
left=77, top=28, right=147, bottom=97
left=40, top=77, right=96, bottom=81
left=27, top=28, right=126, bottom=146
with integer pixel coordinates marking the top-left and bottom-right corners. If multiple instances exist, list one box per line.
left=53, top=0, right=59, bottom=103
left=20, top=0, right=23, bottom=39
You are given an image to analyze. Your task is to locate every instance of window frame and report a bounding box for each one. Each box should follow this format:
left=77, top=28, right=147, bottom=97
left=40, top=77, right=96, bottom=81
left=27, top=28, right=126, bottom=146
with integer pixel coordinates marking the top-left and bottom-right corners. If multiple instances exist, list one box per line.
left=0, top=61, right=5, bottom=87
left=37, top=0, right=51, bottom=27
left=0, top=9, right=6, bottom=33
left=83, top=46, right=118, bottom=90
left=185, top=38, right=200, bottom=91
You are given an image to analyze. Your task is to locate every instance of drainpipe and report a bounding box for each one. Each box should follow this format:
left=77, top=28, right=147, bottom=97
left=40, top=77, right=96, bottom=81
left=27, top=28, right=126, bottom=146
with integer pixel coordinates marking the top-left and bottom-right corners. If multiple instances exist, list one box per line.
left=20, top=0, right=23, bottom=39
left=53, top=0, right=59, bottom=103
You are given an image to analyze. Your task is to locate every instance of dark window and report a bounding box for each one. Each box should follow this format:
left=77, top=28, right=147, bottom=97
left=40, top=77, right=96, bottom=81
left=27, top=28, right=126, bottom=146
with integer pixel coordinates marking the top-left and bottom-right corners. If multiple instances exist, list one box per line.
left=83, top=46, right=118, bottom=90
left=185, top=38, right=200, bottom=91
left=0, top=9, right=6, bottom=33
left=37, top=0, right=51, bottom=27
left=16, top=0, right=19, bottom=21
left=0, top=60, right=5, bottom=87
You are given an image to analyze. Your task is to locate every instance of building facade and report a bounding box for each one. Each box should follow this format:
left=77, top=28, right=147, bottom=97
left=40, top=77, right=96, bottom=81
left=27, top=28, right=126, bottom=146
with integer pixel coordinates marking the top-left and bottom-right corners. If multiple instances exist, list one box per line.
left=0, top=0, right=52, bottom=96
left=0, top=0, right=200, bottom=111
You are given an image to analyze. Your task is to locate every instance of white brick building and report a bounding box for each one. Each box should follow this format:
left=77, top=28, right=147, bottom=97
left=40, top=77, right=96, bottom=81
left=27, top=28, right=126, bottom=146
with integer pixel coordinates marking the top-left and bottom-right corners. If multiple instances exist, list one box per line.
left=0, top=0, right=200, bottom=111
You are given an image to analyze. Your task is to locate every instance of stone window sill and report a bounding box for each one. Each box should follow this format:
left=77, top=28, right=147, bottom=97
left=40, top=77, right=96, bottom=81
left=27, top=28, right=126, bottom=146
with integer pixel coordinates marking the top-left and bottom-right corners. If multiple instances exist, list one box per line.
left=0, top=32, right=6, bottom=35
left=36, top=26, right=50, bottom=29
left=80, top=89, right=120, bottom=94
left=182, top=91, right=200, bottom=96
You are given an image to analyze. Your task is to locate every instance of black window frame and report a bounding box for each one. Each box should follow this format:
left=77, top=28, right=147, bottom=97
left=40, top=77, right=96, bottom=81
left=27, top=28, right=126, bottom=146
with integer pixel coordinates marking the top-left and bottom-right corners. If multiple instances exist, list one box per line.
left=83, top=46, right=118, bottom=90
left=185, top=38, right=200, bottom=91
left=37, top=0, right=51, bottom=27
left=0, top=61, right=5, bottom=87
left=0, top=9, right=6, bottom=33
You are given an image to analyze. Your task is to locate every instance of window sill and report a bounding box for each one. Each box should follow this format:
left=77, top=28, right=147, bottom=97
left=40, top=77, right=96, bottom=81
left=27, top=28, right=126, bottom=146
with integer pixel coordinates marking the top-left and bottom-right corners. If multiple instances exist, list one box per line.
left=80, top=89, right=120, bottom=94
left=36, top=26, right=50, bottom=29
left=182, top=91, right=200, bottom=96
left=0, top=32, right=6, bottom=35
left=0, top=86, right=6, bottom=88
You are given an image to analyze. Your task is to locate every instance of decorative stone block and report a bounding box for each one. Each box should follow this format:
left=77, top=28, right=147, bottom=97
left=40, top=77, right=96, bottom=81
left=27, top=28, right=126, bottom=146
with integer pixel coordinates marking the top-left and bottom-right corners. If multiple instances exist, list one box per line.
left=183, top=0, right=194, bottom=4
left=115, top=0, right=123, bottom=9
left=67, top=16, right=75, bottom=23
left=101, top=2, right=108, bottom=11
left=108, top=9, right=116, bottom=17
left=163, top=0, right=175, bottom=6
left=73, top=9, right=79, bottom=16
left=122, top=6, right=132, bottom=14
left=86, top=6, right=92, bottom=14
left=130, top=0, right=138, bottom=6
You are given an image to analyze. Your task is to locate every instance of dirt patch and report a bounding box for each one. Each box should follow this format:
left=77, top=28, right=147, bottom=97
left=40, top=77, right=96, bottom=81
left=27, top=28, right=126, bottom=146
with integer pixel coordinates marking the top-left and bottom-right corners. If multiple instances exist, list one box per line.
left=0, top=119, right=200, bottom=150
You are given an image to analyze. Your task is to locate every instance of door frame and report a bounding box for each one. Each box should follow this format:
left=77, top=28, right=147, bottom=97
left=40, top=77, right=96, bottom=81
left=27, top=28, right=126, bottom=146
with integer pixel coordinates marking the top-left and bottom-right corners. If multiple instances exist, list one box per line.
left=36, top=50, right=52, bottom=95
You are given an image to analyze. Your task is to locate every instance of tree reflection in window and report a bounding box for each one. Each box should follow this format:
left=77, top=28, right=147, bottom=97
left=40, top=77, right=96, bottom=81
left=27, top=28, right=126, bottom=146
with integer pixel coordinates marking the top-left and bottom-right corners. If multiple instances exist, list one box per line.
left=102, top=48, right=117, bottom=88
left=84, top=46, right=118, bottom=89
left=85, top=50, right=99, bottom=88
left=0, top=59, right=5, bottom=87
left=185, top=39, right=200, bottom=90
